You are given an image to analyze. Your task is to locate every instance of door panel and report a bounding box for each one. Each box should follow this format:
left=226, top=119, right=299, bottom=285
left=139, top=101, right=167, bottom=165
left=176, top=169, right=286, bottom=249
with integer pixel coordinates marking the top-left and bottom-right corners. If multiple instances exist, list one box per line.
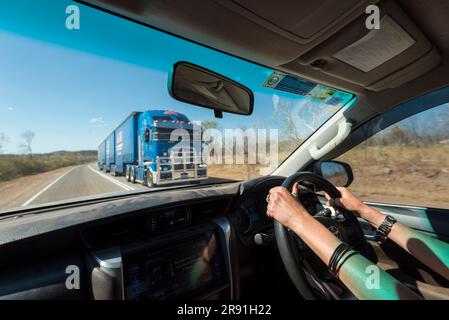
left=360, top=201, right=449, bottom=299
left=364, top=202, right=449, bottom=241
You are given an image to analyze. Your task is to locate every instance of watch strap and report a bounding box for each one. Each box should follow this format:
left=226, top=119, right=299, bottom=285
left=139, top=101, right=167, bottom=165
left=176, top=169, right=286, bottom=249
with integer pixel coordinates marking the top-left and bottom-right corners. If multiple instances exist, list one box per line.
left=375, top=215, right=397, bottom=244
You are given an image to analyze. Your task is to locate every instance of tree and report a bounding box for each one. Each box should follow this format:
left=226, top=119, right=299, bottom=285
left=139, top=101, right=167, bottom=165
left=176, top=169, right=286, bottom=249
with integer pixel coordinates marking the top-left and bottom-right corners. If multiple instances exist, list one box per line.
left=200, top=120, right=221, bottom=149
left=0, top=133, right=9, bottom=154
left=20, top=130, right=35, bottom=158
left=200, top=120, right=220, bottom=133
left=273, top=98, right=302, bottom=143
left=385, top=126, right=407, bottom=145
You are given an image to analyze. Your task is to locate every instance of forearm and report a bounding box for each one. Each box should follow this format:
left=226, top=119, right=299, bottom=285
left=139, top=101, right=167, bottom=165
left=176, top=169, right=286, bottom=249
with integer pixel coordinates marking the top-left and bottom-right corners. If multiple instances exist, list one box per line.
left=339, top=254, right=420, bottom=300
left=291, top=213, right=341, bottom=264
left=291, top=212, right=420, bottom=300
left=359, top=205, right=449, bottom=281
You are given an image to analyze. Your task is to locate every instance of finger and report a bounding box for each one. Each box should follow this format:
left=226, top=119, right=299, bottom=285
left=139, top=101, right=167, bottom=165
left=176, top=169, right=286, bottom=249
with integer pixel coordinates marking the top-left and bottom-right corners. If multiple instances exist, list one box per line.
left=280, top=186, right=291, bottom=194
left=292, top=182, right=299, bottom=193
left=336, top=187, right=346, bottom=196
left=269, top=186, right=283, bottom=194
left=324, top=192, right=331, bottom=201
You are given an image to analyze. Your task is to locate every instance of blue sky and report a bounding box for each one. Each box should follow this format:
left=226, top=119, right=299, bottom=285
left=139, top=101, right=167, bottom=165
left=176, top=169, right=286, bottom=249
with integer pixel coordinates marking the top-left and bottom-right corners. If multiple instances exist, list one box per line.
left=0, top=0, right=347, bottom=154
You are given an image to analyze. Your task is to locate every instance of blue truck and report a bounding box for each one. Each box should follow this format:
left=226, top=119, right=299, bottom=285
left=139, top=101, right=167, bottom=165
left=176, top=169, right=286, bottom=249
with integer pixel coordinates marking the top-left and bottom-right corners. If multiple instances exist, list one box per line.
left=97, top=110, right=207, bottom=187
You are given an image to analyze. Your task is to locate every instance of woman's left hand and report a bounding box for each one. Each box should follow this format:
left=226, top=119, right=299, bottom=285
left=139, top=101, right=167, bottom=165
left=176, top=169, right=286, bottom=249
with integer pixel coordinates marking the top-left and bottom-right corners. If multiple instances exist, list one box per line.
left=266, top=185, right=308, bottom=230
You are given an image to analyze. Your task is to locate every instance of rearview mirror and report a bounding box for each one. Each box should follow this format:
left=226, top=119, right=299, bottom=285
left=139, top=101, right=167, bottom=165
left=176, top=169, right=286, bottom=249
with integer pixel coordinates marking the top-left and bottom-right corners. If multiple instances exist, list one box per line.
left=169, top=61, right=254, bottom=117
left=313, top=161, right=353, bottom=188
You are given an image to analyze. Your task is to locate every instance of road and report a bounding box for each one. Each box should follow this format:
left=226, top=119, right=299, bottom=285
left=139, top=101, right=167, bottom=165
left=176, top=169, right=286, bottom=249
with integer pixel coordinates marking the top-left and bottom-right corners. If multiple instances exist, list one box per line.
left=0, top=164, right=231, bottom=211
left=20, top=164, right=147, bottom=208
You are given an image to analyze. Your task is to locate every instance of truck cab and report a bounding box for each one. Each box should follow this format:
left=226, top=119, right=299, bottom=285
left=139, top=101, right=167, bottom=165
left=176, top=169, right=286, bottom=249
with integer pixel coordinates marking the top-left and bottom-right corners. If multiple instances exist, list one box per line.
left=107, top=110, right=207, bottom=187
left=136, top=110, right=207, bottom=186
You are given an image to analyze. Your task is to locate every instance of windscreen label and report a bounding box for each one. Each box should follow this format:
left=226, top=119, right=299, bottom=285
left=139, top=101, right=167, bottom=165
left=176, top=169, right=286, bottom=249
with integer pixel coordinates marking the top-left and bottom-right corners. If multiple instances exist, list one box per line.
left=263, top=71, right=353, bottom=107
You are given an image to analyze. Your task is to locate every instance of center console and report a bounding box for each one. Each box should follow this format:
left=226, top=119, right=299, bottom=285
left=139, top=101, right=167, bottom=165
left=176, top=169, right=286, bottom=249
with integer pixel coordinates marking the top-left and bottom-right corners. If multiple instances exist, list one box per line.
left=89, top=218, right=234, bottom=300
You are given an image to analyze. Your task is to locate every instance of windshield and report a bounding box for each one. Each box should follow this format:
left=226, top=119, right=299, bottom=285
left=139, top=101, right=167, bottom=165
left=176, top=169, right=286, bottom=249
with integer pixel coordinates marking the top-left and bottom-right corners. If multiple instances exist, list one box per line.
left=0, top=0, right=354, bottom=212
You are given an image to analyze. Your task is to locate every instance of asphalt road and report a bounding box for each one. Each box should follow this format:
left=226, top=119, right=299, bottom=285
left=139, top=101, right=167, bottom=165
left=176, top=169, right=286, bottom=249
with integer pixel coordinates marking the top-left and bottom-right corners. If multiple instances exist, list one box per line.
left=22, top=164, right=147, bottom=207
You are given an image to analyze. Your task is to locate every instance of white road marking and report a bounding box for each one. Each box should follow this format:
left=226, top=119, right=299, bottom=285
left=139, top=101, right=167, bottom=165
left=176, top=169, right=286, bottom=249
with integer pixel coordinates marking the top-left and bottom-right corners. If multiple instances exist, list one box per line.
left=87, top=165, right=135, bottom=191
left=21, top=166, right=79, bottom=207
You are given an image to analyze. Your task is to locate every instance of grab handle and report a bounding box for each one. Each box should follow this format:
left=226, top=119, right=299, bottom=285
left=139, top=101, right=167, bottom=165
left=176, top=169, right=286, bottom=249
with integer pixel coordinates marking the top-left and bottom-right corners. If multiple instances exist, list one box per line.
left=309, top=121, right=352, bottom=160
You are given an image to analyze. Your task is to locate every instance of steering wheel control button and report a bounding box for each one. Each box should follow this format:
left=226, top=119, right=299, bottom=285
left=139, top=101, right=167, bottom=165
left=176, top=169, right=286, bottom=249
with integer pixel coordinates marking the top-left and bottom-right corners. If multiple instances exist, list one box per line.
left=315, top=208, right=332, bottom=217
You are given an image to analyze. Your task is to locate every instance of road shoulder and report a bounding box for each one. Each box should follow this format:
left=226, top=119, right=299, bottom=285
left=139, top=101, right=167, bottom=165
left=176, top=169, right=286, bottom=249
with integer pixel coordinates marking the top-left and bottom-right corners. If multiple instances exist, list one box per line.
left=0, top=166, right=77, bottom=210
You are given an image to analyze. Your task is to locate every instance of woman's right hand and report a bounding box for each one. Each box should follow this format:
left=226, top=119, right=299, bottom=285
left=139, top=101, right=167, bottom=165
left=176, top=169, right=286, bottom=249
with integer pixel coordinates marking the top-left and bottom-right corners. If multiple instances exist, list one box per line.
left=324, top=187, right=367, bottom=217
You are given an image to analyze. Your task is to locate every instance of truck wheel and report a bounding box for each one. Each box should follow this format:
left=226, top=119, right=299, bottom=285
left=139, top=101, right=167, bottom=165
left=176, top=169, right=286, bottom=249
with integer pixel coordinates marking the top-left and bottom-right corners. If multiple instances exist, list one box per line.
left=145, top=172, right=154, bottom=188
left=125, top=166, right=130, bottom=181
left=130, top=167, right=136, bottom=184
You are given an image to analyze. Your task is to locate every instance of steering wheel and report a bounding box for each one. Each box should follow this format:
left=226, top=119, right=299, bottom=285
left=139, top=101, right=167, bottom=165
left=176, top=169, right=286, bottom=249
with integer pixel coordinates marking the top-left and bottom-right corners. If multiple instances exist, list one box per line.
left=273, top=172, right=371, bottom=300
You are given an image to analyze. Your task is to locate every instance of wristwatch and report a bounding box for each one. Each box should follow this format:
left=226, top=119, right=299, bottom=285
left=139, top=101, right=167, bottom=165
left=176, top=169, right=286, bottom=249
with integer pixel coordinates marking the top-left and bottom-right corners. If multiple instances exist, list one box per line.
left=375, top=215, right=397, bottom=244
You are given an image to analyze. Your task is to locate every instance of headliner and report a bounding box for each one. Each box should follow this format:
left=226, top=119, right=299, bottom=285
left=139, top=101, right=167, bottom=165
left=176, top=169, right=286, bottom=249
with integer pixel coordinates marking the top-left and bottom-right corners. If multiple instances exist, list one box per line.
left=76, top=0, right=449, bottom=129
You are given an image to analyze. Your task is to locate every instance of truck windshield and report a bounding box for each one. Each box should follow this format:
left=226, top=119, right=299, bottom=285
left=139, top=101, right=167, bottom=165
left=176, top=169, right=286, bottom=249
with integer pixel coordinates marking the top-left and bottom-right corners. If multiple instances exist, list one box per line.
left=0, top=0, right=354, bottom=212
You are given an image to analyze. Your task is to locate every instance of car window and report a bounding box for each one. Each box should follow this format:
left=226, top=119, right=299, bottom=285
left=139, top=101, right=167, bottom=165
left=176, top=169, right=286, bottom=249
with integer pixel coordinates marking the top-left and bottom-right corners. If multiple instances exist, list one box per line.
left=337, top=103, right=449, bottom=209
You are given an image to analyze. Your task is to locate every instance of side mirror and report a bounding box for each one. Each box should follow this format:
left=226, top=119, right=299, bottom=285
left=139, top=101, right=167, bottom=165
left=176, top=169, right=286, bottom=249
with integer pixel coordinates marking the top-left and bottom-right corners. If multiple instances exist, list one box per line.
left=168, top=61, right=254, bottom=117
left=313, top=161, right=353, bottom=188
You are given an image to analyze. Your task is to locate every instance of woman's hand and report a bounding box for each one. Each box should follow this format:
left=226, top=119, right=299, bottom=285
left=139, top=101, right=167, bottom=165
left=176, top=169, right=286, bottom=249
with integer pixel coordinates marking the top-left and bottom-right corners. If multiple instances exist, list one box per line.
left=266, top=186, right=308, bottom=230
left=324, top=187, right=386, bottom=227
left=324, top=187, right=367, bottom=217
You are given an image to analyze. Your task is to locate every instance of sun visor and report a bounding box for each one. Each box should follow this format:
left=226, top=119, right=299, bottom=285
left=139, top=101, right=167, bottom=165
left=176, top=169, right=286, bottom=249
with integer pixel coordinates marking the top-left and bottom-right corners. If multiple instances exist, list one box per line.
left=292, top=0, right=441, bottom=92
left=227, top=0, right=377, bottom=44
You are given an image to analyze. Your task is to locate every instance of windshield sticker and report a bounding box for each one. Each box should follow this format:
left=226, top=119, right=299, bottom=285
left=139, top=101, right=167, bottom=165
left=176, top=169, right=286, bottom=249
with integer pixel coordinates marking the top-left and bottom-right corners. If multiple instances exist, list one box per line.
left=305, top=85, right=336, bottom=102
left=263, top=71, right=315, bottom=96
left=263, top=71, right=353, bottom=107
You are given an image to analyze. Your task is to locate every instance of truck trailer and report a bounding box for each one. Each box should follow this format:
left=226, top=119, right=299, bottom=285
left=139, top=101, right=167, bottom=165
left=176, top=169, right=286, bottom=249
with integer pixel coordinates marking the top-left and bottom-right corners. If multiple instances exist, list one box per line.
left=98, top=110, right=207, bottom=187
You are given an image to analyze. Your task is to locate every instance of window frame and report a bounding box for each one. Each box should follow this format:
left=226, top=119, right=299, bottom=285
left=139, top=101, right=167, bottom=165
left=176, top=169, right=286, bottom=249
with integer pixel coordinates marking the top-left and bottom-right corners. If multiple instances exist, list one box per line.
left=323, top=86, right=449, bottom=161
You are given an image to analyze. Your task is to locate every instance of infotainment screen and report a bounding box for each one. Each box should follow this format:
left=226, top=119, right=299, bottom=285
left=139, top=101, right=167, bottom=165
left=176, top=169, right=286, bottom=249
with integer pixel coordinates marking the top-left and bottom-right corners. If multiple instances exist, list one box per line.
left=122, top=229, right=228, bottom=300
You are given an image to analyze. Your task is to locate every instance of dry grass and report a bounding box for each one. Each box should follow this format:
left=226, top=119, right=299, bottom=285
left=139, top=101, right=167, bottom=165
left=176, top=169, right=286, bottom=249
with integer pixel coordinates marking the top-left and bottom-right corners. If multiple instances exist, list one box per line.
left=208, top=144, right=449, bottom=209
left=337, top=144, right=449, bottom=208
left=0, top=151, right=96, bottom=182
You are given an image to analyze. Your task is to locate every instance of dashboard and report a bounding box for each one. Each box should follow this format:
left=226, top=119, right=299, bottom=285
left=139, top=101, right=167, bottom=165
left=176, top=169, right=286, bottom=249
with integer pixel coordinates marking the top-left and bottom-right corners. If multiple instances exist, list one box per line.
left=0, top=176, right=321, bottom=300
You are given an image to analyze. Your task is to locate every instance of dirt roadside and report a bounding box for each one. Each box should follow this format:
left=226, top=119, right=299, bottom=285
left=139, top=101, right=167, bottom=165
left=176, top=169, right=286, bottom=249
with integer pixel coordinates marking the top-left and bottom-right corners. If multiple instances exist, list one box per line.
left=0, top=166, right=77, bottom=210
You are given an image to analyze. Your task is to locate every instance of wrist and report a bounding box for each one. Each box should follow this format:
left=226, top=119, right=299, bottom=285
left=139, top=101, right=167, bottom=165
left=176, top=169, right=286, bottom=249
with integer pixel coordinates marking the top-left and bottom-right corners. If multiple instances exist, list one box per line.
left=360, top=205, right=385, bottom=228
left=290, top=209, right=313, bottom=235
